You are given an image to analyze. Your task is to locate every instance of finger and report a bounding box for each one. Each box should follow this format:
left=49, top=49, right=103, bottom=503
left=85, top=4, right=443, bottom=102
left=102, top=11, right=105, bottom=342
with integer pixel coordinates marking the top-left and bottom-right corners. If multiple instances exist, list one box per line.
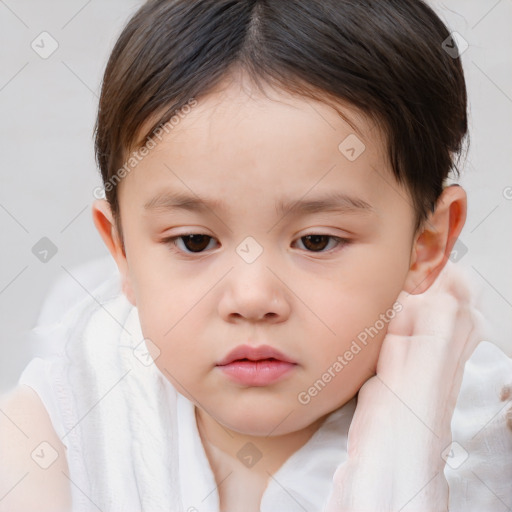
left=411, top=291, right=459, bottom=340
left=385, top=290, right=417, bottom=336
left=432, top=260, right=473, bottom=305
left=454, top=302, right=488, bottom=361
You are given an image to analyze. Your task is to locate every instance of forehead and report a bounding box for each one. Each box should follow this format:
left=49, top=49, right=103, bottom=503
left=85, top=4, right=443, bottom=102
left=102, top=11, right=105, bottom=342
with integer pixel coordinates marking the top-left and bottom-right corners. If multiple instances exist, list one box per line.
left=161, top=79, right=381, bottom=160
left=120, top=79, right=411, bottom=223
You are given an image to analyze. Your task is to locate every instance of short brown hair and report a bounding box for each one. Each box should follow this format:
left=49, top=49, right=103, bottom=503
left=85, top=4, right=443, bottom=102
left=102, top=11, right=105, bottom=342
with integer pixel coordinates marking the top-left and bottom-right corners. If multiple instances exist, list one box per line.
left=94, top=0, right=468, bottom=236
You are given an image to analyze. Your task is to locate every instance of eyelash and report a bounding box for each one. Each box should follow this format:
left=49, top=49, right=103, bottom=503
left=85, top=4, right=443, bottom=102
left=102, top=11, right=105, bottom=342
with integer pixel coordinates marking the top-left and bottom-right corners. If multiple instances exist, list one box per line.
left=161, top=233, right=350, bottom=256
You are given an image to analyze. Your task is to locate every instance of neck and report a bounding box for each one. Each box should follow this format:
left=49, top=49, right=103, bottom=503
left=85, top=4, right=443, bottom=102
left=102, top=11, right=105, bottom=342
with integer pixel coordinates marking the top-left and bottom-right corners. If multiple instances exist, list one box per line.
left=195, top=406, right=329, bottom=478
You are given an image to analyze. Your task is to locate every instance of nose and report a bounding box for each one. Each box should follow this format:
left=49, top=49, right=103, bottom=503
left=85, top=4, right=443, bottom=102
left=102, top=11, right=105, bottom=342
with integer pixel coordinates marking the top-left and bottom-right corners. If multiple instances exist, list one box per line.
left=217, top=259, right=291, bottom=324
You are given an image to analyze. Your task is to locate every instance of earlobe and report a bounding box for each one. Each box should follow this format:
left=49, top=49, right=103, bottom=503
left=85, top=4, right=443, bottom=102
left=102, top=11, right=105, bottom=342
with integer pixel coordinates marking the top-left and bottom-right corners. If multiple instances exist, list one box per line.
left=404, top=185, right=467, bottom=295
left=91, top=200, right=136, bottom=306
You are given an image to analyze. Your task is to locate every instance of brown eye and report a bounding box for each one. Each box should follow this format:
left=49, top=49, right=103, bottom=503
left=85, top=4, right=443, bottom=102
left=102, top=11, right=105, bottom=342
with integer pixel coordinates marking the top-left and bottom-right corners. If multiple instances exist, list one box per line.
left=180, top=234, right=213, bottom=252
left=164, top=233, right=348, bottom=256
left=301, top=235, right=329, bottom=251
left=165, top=234, right=216, bottom=254
left=296, top=234, right=348, bottom=253
left=300, top=235, right=331, bottom=252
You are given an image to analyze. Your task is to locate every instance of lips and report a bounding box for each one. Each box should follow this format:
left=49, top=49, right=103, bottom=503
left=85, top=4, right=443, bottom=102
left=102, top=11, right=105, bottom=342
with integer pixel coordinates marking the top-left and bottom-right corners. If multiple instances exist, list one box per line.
left=216, top=344, right=296, bottom=366
left=216, top=344, right=297, bottom=387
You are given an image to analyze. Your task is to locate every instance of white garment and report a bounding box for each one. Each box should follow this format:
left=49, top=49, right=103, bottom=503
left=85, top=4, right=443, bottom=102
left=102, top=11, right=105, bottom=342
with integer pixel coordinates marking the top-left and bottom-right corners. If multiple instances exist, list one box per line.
left=17, top=260, right=512, bottom=511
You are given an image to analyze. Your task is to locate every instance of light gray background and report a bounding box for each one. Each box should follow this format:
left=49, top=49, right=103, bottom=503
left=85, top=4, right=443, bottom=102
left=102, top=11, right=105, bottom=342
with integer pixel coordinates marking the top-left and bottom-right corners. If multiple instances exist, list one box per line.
left=0, top=0, right=511, bottom=393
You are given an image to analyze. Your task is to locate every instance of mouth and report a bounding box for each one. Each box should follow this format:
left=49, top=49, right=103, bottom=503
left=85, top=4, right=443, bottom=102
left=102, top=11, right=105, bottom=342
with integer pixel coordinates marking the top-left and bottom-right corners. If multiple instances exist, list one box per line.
left=216, top=344, right=296, bottom=366
left=216, top=344, right=297, bottom=386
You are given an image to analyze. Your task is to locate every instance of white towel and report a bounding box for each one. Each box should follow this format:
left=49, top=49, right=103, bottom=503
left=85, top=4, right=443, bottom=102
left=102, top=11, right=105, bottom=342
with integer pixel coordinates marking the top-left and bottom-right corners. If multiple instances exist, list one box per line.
left=28, top=271, right=184, bottom=512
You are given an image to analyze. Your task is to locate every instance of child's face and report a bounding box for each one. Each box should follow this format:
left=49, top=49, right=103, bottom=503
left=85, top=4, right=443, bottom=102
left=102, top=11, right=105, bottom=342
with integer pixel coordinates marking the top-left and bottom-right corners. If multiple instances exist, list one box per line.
left=112, top=78, right=419, bottom=436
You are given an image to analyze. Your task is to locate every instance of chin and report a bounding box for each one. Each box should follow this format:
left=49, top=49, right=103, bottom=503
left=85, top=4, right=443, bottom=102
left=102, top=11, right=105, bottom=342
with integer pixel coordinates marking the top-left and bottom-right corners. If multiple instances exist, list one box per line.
left=216, top=404, right=316, bottom=437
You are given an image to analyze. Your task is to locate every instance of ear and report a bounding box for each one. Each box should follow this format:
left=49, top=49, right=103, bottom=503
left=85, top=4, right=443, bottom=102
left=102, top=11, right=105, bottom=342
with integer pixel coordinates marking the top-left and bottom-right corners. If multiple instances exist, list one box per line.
left=404, top=185, right=467, bottom=295
left=91, top=199, right=136, bottom=306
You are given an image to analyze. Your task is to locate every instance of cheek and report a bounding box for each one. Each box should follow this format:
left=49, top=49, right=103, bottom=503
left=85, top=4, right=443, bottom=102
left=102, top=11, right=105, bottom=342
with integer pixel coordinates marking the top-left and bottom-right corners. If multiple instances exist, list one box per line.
left=307, top=273, right=403, bottom=345
left=304, top=257, right=406, bottom=377
left=301, top=289, right=392, bottom=410
left=134, top=282, right=214, bottom=385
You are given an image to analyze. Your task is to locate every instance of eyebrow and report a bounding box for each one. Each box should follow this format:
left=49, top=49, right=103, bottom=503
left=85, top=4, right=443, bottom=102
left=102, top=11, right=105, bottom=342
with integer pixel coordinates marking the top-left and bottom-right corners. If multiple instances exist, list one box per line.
left=143, top=190, right=375, bottom=216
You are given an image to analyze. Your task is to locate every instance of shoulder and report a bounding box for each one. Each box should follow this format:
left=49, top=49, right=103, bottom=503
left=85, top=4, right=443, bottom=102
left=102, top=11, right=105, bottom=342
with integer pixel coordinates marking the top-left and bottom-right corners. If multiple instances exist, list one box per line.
left=0, top=385, right=71, bottom=512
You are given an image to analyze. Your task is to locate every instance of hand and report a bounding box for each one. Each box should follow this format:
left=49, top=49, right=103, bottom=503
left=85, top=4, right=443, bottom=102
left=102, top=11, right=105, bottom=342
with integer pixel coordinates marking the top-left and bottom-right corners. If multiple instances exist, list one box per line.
left=325, top=260, right=487, bottom=512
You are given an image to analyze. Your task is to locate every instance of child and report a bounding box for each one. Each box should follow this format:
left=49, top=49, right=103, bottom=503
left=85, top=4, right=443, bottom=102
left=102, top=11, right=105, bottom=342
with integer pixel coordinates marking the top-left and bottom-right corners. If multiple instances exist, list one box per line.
left=1, top=0, right=511, bottom=511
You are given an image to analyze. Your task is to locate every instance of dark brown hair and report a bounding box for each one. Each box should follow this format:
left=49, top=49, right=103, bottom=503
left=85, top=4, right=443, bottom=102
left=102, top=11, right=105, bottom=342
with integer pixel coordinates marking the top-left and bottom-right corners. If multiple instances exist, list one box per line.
left=94, top=0, right=468, bottom=237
